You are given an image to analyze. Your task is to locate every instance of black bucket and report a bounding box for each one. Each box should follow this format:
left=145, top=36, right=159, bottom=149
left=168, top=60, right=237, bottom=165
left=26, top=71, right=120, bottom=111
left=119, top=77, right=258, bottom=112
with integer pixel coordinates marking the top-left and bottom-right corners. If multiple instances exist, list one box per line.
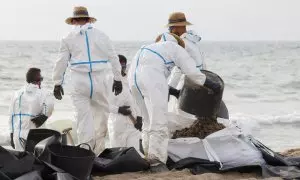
left=48, top=143, right=95, bottom=180
left=25, top=129, right=61, bottom=153
left=178, top=70, right=224, bottom=118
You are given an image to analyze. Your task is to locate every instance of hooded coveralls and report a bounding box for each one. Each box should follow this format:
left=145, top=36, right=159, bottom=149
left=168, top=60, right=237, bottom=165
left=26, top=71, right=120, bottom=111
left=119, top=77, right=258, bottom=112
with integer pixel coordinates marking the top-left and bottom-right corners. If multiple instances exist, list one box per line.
left=107, top=73, right=141, bottom=153
left=52, top=24, right=122, bottom=155
left=8, top=84, right=54, bottom=151
left=127, top=35, right=206, bottom=163
left=168, top=30, right=206, bottom=114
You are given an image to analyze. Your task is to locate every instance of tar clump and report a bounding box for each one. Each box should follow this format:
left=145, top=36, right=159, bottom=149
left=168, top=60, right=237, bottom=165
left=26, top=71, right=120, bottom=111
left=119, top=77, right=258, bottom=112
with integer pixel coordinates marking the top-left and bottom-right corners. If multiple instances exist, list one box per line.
left=172, top=117, right=225, bottom=139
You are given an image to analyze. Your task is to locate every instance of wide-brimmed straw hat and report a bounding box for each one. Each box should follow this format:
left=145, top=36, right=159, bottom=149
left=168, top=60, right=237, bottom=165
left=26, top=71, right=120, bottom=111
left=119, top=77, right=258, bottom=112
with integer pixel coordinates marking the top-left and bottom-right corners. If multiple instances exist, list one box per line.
left=65, top=6, right=97, bottom=25
left=166, top=12, right=192, bottom=27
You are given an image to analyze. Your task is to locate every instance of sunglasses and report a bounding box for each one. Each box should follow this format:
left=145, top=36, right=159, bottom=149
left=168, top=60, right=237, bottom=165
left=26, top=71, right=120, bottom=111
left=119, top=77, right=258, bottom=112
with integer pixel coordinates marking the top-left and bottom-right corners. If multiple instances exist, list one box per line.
left=121, top=63, right=127, bottom=67
left=33, top=76, right=44, bottom=83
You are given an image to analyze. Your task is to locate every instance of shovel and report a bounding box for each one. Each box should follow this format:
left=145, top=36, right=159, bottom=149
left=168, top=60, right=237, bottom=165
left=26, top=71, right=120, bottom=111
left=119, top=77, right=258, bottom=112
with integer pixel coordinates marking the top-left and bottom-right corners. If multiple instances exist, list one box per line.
left=62, top=127, right=74, bottom=146
left=128, top=114, right=137, bottom=125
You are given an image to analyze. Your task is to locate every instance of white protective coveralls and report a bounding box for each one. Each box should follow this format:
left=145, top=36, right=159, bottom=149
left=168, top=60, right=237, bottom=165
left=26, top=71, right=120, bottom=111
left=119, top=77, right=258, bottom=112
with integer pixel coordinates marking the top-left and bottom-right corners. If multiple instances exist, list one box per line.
left=107, top=72, right=141, bottom=153
left=52, top=23, right=122, bottom=155
left=127, top=33, right=206, bottom=163
left=8, top=84, right=54, bottom=151
left=168, top=30, right=206, bottom=113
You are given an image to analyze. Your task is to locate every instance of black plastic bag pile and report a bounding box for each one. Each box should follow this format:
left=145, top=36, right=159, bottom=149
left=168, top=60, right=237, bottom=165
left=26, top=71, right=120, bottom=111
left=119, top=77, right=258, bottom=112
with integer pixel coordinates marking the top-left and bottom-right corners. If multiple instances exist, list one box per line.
left=166, top=137, right=300, bottom=179
left=0, top=145, right=76, bottom=180
left=0, top=129, right=149, bottom=180
left=2, top=129, right=300, bottom=180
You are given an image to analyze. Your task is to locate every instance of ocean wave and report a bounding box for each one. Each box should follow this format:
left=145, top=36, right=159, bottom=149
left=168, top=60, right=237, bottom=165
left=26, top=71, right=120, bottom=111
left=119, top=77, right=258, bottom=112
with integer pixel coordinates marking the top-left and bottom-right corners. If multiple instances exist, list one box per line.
left=235, top=93, right=259, bottom=98
left=230, top=112, right=300, bottom=125
left=279, top=80, right=300, bottom=90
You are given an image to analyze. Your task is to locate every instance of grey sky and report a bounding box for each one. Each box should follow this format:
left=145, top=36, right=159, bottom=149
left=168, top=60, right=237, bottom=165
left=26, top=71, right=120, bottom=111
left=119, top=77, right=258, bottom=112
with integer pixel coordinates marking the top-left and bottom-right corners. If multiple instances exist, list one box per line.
left=1, top=0, right=300, bottom=41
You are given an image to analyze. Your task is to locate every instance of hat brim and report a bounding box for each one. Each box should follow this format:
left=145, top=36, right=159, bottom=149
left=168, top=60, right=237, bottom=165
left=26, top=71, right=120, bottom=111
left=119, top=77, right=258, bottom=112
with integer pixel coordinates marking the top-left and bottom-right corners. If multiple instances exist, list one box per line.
left=166, top=21, right=192, bottom=27
left=65, top=16, right=97, bottom=25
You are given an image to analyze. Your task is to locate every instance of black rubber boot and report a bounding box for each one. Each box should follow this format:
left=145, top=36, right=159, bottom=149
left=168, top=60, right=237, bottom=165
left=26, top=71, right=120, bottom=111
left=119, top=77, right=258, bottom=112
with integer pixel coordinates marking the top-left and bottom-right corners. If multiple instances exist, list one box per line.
left=148, top=159, right=169, bottom=173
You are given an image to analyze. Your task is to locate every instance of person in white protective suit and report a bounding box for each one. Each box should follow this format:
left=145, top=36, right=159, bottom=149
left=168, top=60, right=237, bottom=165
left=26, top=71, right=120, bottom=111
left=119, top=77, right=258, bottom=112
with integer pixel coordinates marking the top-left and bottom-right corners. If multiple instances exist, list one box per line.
left=167, top=12, right=206, bottom=88
left=166, top=12, right=206, bottom=114
left=166, top=12, right=229, bottom=119
left=8, top=68, right=54, bottom=151
left=107, top=55, right=143, bottom=154
left=127, top=33, right=221, bottom=172
left=52, top=6, right=123, bottom=155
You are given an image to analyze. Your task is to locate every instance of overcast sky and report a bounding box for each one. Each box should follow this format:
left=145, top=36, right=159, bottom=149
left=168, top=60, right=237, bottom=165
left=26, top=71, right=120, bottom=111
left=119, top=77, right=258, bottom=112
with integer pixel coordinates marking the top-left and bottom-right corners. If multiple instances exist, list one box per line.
left=1, top=0, right=299, bottom=41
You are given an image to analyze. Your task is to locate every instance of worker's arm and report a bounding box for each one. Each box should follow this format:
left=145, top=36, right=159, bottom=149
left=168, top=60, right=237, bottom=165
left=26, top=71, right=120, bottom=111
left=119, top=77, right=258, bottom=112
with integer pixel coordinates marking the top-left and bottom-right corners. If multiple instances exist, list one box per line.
left=52, top=39, right=70, bottom=86
left=127, top=93, right=142, bottom=131
left=197, top=45, right=207, bottom=70
left=102, top=35, right=122, bottom=81
left=108, top=102, right=132, bottom=116
left=8, top=95, right=16, bottom=148
left=127, top=92, right=139, bottom=118
left=42, top=91, right=55, bottom=117
left=31, top=91, right=55, bottom=128
left=173, top=43, right=206, bottom=86
left=8, top=94, right=15, bottom=134
left=168, top=66, right=183, bottom=88
left=109, top=104, right=119, bottom=114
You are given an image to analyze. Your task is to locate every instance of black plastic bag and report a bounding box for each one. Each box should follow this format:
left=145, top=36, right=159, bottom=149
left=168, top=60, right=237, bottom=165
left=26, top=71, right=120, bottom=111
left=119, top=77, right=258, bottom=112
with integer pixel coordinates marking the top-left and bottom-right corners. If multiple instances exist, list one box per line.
left=52, top=172, right=77, bottom=180
left=34, top=136, right=61, bottom=162
left=169, top=157, right=220, bottom=175
left=93, top=147, right=149, bottom=174
left=0, top=171, right=10, bottom=180
left=0, top=153, right=35, bottom=179
left=0, top=147, right=36, bottom=179
left=25, top=129, right=61, bottom=153
left=0, top=145, right=78, bottom=180
left=14, top=170, right=43, bottom=180
left=0, top=146, right=18, bottom=168
left=250, top=137, right=290, bottom=166
left=42, top=161, right=78, bottom=180
left=262, top=164, right=300, bottom=179
left=284, top=156, right=300, bottom=168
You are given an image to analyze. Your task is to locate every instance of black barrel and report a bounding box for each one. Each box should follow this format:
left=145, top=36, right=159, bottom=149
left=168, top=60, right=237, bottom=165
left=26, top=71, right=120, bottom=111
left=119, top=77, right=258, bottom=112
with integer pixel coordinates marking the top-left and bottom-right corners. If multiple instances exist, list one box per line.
left=48, top=143, right=95, bottom=180
left=178, top=70, right=224, bottom=118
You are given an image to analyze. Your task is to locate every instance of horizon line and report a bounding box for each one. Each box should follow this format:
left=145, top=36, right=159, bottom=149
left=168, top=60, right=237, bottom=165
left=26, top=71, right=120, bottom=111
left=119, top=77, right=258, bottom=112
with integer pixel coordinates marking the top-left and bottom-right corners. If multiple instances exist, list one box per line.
left=1, top=39, right=300, bottom=42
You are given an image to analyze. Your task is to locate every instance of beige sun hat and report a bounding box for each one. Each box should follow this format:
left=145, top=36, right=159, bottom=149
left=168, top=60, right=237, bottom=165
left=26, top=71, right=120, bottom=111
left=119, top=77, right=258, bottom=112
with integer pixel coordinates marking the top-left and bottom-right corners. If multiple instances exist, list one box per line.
left=65, top=6, right=97, bottom=25
left=166, top=12, right=193, bottom=27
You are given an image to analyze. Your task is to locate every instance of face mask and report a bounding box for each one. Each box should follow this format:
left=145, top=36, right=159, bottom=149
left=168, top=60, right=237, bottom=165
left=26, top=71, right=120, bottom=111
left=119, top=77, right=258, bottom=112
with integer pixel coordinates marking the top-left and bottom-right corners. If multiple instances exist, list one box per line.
left=33, top=76, right=43, bottom=89
left=72, top=23, right=92, bottom=35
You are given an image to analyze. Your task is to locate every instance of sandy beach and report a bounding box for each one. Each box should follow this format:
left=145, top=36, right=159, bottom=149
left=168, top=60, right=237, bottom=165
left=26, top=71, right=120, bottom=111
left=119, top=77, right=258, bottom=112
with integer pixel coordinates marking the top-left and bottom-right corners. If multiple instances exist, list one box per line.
left=95, top=169, right=281, bottom=180
left=93, top=148, right=300, bottom=180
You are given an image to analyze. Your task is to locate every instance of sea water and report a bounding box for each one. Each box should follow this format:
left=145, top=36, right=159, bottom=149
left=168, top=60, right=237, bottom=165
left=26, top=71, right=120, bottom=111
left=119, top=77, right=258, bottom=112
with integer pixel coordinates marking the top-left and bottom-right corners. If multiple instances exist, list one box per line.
left=0, top=40, right=299, bottom=151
